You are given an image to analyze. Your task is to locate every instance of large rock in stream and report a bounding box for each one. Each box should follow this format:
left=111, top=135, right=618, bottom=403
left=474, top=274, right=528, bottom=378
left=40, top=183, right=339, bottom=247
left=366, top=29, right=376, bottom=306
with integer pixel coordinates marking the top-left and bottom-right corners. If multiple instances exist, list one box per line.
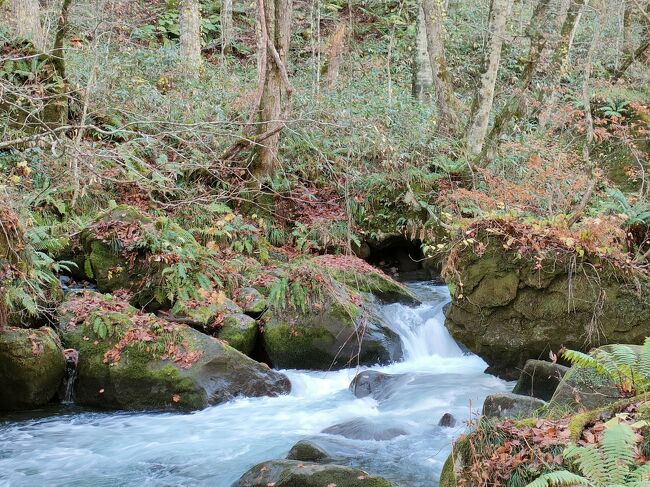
left=58, top=293, right=290, bottom=410
left=260, top=259, right=413, bottom=370
left=232, top=460, right=393, bottom=487
left=0, top=327, right=66, bottom=411
left=444, top=235, right=650, bottom=379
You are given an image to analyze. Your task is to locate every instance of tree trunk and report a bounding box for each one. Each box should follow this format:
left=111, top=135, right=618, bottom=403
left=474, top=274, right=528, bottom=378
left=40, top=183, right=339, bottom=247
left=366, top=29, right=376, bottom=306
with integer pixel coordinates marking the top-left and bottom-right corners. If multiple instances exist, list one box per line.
left=466, top=0, right=512, bottom=156
left=537, top=0, right=588, bottom=131
left=179, top=0, right=202, bottom=74
left=323, top=23, right=347, bottom=90
left=221, top=0, right=234, bottom=55
left=12, top=0, right=44, bottom=50
left=479, top=0, right=552, bottom=161
left=254, top=0, right=293, bottom=178
left=421, top=0, right=460, bottom=135
left=412, top=2, right=433, bottom=101
left=612, top=1, right=650, bottom=81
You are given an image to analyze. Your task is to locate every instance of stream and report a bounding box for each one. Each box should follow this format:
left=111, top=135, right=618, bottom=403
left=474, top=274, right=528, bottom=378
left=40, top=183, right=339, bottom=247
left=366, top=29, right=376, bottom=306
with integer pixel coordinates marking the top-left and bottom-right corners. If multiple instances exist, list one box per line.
left=0, top=282, right=510, bottom=487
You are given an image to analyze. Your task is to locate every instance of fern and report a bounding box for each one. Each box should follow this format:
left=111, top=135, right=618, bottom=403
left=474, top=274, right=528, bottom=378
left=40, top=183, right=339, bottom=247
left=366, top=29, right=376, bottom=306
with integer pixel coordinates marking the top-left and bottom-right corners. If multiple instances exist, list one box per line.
left=527, top=423, right=650, bottom=487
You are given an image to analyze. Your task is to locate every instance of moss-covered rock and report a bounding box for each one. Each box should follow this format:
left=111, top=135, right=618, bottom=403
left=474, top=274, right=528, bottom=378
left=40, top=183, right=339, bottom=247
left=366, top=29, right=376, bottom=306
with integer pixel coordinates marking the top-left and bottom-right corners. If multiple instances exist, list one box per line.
left=262, top=281, right=402, bottom=370
left=286, top=440, right=331, bottom=463
left=444, top=237, right=650, bottom=379
left=482, top=392, right=546, bottom=419
left=231, top=460, right=393, bottom=487
left=237, top=287, right=268, bottom=317
left=58, top=294, right=290, bottom=410
left=218, top=313, right=258, bottom=355
left=0, top=327, right=65, bottom=411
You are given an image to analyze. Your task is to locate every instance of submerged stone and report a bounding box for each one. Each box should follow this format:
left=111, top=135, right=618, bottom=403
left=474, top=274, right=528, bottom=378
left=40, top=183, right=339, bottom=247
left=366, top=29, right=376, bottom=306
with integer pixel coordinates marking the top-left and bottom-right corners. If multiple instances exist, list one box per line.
left=349, top=370, right=405, bottom=400
left=322, top=418, right=407, bottom=440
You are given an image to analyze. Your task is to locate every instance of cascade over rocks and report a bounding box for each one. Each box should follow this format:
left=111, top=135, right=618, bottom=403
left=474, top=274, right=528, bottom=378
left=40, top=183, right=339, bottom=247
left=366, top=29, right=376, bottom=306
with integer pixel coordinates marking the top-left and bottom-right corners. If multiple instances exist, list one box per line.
left=231, top=460, right=394, bottom=487
left=444, top=237, right=650, bottom=379
left=57, top=293, right=290, bottom=410
left=0, top=327, right=66, bottom=411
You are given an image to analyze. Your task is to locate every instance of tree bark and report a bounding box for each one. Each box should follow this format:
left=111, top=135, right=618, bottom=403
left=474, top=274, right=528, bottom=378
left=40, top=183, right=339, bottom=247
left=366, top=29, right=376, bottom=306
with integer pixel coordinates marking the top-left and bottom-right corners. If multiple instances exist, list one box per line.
left=221, top=0, right=234, bottom=55
left=179, top=0, right=202, bottom=75
left=479, top=0, right=552, bottom=161
left=412, top=2, right=433, bottom=101
left=12, top=0, right=44, bottom=50
left=421, top=0, right=460, bottom=135
left=323, top=23, right=347, bottom=90
left=254, top=0, right=293, bottom=178
left=466, top=0, right=513, bottom=156
left=612, top=1, right=650, bottom=80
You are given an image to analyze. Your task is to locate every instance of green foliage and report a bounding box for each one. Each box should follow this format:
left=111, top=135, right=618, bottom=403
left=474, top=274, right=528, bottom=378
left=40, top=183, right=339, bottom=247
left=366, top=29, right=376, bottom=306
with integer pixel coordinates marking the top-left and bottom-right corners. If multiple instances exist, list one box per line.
left=526, top=423, right=650, bottom=487
left=598, top=99, right=629, bottom=118
left=600, top=188, right=650, bottom=227
left=562, top=339, right=650, bottom=396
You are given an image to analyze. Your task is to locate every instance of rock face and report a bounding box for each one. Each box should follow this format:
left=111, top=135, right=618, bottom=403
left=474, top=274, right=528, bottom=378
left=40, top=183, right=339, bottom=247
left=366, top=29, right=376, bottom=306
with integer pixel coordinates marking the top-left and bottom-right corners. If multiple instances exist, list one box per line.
left=482, top=393, right=546, bottom=419
left=231, top=460, right=393, bottom=487
left=444, top=237, right=650, bottom=379
left=438, top=413, right=457, bottom=427
left=59, top=294, right=290, bottom=410
left=349, top=370, right=405, bottom=400
left=263, top=282, right=403, bottom=370
left=512, top=359, right=568, bottom=401
left=286, top=440, right=331, bottom=463
left=0, top=327, right=66, bottom=410
left=237, top=287, right=268, bottom=318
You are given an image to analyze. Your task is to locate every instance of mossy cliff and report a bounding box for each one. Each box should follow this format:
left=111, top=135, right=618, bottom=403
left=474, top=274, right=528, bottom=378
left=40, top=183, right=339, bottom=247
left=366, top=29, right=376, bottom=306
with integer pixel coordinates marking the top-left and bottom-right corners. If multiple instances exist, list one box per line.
left=444, top=237, right=650, bottom=379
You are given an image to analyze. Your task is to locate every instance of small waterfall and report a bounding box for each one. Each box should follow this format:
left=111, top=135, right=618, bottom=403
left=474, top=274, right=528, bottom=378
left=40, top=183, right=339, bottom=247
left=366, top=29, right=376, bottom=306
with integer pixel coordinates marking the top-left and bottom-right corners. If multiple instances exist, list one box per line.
left=381, top=284, right=463, bottom=360
left=62, top=348, right=79, bottom=404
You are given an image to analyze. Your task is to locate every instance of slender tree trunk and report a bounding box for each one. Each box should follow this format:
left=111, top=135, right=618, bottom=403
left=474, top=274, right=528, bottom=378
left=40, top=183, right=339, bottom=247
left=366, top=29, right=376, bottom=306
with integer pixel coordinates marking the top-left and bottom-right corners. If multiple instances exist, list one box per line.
left=623, top=0, right=635, bottom=59
left=255, top=0, right=293, bottom=177
left=421, top=0, right=460, bottom=135
left=221, top=0, right=234, bottom=56
left=12, top=0, right=44, bottom=50
left=613, top=2, right=650, bottom=80
left=466, top=0, right=513, bottom=156
left=479, top=0, right=552, bottom=161
left=412, top=2, right=433, bottom=101
left=179, top=0, right=202, bottom=75
left=323, top=23, right=346, bottom=90
left=537, top=0, right=589, bottom=131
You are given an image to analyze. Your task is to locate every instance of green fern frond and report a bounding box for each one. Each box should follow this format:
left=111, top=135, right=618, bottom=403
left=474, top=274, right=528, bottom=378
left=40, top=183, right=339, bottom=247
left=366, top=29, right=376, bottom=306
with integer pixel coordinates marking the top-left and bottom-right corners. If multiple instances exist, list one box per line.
left=565, top=444, right=608, bottom=485
left=525, top=471, right=592, bottom=487
left=601, top=423, right=636, bottom=484
left=562, top=349, right=609, bottom=375
left=638, top=338, right=650, bottom=381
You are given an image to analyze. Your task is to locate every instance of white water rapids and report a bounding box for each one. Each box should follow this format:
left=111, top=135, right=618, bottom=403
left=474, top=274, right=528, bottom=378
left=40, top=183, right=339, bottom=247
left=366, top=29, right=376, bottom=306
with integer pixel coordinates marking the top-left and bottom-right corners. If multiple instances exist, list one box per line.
left=0, top=283, right=510, bottom=486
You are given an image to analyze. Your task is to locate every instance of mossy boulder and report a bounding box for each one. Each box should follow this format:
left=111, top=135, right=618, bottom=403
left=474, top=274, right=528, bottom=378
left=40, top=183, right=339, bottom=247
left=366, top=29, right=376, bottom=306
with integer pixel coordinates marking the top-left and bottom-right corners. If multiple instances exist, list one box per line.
left=80, top=206, right=155, bottom=301
left=58, top=294, right=290, bottom=410
left=237, top=287, right=268, bottom=317
left=547, top=346, right=635, bottom=413
left=0, top=327, right=65, bottom=411
left=217, top=313, right=258, bottom=356
left=262, top=282, right=402, bottom=370
left=444, top=237, right=650, bottom=379
left=286, top=440, right=331, bottom=463
left=231, top=460, right=393, bottom=487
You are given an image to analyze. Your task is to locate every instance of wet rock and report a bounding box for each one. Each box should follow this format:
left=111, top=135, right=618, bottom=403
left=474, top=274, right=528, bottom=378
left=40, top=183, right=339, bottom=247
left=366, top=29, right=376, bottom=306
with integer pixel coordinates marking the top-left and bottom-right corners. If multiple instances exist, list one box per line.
left=444, top=237, right=650, bottom=379
left=512, top=359, right=568, bottom=401
left=438, top=413, right=457, bottom=427
left=482, top=393, right=546, bottom=419
left=237, top=287, right=267, bottom=318
left=0, top=327, right=66, bottom=411
left=286, top=440, right=331, bottom=463
left=349, top=370, right=405, bottom=400
left=231, top=460, right=393, bottom=487
left=322, top=418, right=407, bottom=441
left=217, top=313, right=258, bottom=356
left=263, top=280, right=403, bottom=370
left=58, top=293, right=290, bottom=410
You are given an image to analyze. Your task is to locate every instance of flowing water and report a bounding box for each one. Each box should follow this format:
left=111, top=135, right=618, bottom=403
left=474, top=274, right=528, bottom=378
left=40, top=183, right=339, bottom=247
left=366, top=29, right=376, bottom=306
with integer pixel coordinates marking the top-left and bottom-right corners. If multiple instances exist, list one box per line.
left=0, top=283, right=510, bottom=487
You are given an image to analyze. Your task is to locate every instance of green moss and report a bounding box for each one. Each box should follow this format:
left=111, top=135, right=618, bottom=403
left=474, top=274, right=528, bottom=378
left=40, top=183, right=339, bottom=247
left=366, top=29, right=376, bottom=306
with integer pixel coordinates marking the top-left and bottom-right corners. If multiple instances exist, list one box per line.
left=219, top=314, right=257, bottom=355
left=263, top=320, right=335, bottom=369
